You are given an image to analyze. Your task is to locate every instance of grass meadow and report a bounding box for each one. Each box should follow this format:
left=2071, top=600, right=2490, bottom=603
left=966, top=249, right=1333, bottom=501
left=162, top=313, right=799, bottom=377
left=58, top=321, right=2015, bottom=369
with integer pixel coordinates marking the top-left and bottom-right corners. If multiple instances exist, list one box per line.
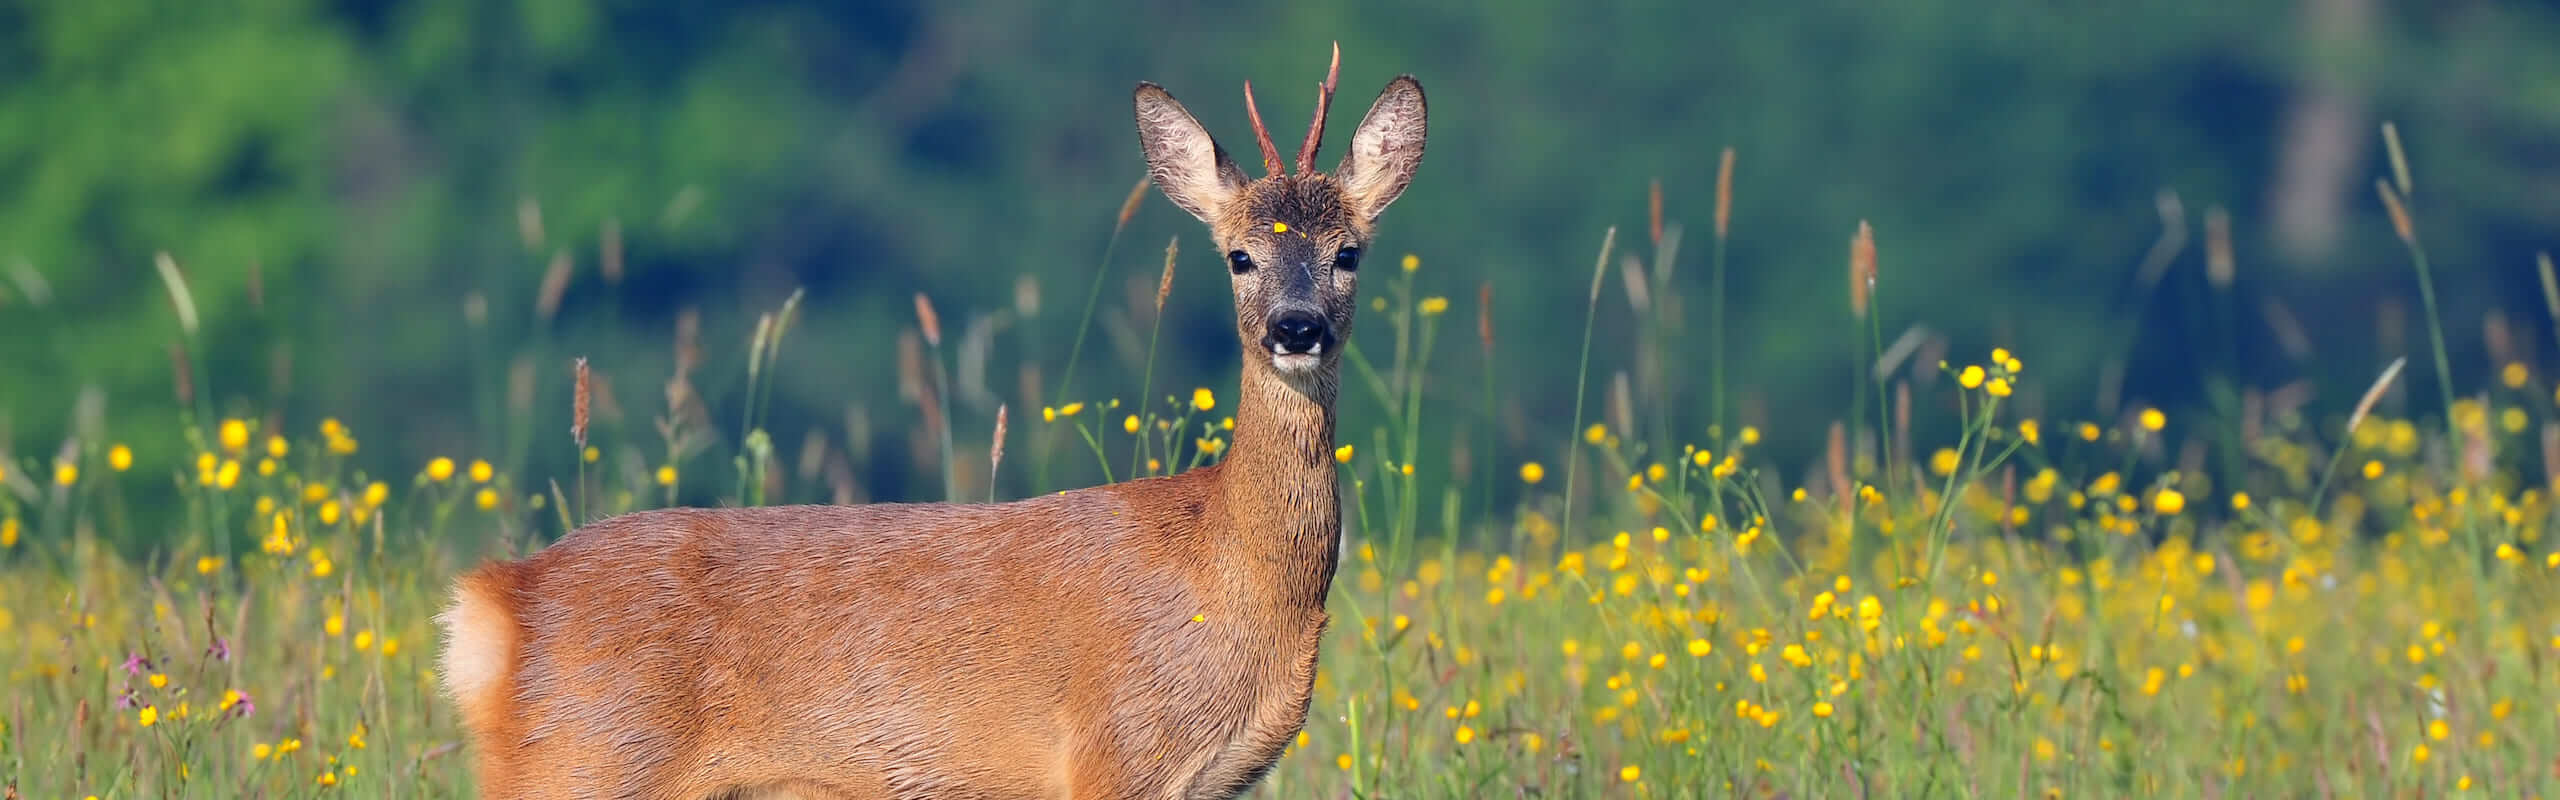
left=8, top=138, right=2560, bottom=798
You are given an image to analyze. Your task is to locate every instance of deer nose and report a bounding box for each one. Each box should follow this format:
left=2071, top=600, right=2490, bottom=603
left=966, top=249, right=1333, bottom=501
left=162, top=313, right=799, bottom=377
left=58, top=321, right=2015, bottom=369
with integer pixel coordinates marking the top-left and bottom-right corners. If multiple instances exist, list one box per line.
left=1265, top=310, right=1329, bottom=355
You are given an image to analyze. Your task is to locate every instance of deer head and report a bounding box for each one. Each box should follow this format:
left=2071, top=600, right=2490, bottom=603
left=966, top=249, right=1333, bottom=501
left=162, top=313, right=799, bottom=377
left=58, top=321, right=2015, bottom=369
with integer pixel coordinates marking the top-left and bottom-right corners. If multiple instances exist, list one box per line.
left=1133, top=46, right=1427, bottom=383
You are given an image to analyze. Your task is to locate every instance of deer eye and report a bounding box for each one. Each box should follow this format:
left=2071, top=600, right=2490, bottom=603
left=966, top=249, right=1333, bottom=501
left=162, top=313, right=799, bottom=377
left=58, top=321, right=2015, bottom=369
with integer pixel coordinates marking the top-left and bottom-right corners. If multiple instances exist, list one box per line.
left=1228, top=250, right=1254, bottom=274
left=1334, top=247, right=1362, bottom=272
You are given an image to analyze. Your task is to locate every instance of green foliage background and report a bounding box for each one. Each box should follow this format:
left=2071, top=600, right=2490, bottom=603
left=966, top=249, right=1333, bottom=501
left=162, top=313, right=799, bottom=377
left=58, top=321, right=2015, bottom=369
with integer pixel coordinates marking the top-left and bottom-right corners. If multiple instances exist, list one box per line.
left=4, top=0, right=2558, bottom=539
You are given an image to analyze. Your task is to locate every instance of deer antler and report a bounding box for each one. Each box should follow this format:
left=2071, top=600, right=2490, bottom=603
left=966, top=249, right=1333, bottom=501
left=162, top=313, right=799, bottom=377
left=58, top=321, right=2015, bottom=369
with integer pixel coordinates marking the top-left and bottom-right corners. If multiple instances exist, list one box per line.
left=1296, top=42, right=1340, bottom=175
left=1241, top=81, right=1286, bottom=178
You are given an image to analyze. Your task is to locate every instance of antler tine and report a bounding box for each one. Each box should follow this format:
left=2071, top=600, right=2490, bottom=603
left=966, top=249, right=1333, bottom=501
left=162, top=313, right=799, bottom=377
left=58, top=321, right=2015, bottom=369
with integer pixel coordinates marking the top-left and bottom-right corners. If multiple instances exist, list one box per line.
left=1295, top=42, right=1340, bottom=175
left=1241, top=80, right=1286, bottom=177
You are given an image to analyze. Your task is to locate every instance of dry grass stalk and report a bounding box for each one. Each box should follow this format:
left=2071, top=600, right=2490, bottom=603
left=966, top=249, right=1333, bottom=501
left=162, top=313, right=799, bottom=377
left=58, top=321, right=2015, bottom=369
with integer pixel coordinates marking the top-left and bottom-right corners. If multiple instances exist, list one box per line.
left=1115, top=177, right=1149, bottom=232
left=2204, top=206, right=2233, bottom=290
left=1715, top=148, right=1735, bottom=239
left=747, top=313, right=774, bottom=386
left=2542, top=422, right=2558, bottom=492
left=1607, top=371, right=1635, bottom=442
left=571, top=357, right=592, bottom=449
left=2375, top=180, right=2414, bottom=244
left=1587, top=227, right=1617, bottom=303
left=1477, top=282, right=1496, bottom=357
left=1014, top=274, right=1042, bottom=318
left=536, top=249, right=574, bottom=322
left=1893, top=381, right=1911, bottom=481
left=1620, top=255, right=1650, bottom=314
left=2344, top=357, right=2406, bottom=440
left=1849, top=221, right=1876, bottom=318
left=1156, top=236, right=1179, bottom=314
left=1826, top=421, right=1850, bottom=517
left=2537, top=254, right=2560, bottom=346
left=2483, top=311, right=2514, bottom=367
left=168, top=341, right=193, bottom=406
left=989, top=404, right=1010, bottom=490
left=914, top=293, right=943, bottom=348
left=674, top=308, right=702, bottom=378
left=2381, top=122, right=2412, bottom=196
left=517, top=196, right=545, bottom=249
left=601, top=217, right=626, bottom=284
left=507, top=355, right=537, bottom=416
left=153, top=252, right=198, bottom=336
left=1648, top=178, right=1663, bottom=247
left=796, top=428, right=828, bottom=481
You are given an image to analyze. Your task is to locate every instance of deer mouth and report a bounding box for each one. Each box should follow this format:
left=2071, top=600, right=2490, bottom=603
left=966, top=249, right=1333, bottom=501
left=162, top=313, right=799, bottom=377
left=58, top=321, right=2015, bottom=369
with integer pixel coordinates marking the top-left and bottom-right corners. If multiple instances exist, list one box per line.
left=1269, top=346, right=1324, bottom=373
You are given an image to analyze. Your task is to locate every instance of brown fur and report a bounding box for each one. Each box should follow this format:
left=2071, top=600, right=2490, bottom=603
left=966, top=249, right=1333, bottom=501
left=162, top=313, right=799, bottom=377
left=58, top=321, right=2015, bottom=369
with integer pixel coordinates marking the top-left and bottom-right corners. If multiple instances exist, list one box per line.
left=440, top=58, right=1424, bottom=800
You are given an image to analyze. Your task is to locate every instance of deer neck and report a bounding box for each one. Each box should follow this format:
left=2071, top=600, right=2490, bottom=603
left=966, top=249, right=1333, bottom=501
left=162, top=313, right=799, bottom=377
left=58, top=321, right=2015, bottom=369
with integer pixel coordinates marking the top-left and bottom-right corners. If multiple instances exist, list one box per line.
left=1210, top=354, right=1342, bottom=612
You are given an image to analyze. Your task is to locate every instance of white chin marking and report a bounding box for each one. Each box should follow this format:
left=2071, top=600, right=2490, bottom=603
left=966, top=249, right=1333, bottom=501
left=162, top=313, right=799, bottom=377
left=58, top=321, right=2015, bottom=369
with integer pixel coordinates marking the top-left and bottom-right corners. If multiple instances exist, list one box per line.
left=1273, top=352, right=1321, bottom=372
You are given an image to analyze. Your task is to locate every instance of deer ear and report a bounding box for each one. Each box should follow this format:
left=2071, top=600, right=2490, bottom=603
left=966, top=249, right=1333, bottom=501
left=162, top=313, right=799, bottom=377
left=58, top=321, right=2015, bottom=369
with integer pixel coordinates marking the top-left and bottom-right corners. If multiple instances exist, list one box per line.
left=1334, top=76, right=1426, bottom=224
left=1135, top=83, right=1247, bottom=225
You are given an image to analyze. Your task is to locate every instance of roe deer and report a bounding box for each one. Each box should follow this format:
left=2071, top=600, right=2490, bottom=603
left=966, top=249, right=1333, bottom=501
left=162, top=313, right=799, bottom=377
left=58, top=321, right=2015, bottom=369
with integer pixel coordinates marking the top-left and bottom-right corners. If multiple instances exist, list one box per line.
left=438, top=46, right=1425, bottom=799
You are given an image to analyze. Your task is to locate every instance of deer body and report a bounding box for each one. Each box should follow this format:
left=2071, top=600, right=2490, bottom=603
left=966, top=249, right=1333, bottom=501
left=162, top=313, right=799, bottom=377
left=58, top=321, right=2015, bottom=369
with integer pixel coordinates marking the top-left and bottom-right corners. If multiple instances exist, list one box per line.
left=441, top=49, right=1423, bottom=800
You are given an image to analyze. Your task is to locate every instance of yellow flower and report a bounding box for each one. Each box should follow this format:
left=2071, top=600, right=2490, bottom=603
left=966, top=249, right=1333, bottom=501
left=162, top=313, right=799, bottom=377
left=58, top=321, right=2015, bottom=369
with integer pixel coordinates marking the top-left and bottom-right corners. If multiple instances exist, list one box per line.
left=1336, top=754, right=1353, bottom=771
left=381, top=637, right=400, bottom=657
left=266, top=435, right=289, bottom=459
left=253, top=742, right=273, bottom=760
left=2152, top=489, right=2186, bottom=515
left=2229, top=492, right=2251, bottom=511
left=1740, top=426, right=1761, bottom=445
left=2078, top=422, right=2102, bottom=441
left=363, top=481, right=389, bottom=508
left=108, top=444, right=133, bottom=472
left=2018, top=420, right=2040, bottom=445
left=149, top=672, right=168, bottom=688
left=1042, top=406, right=1057, bottom=422
left=219, top=418, right=250, bottom=452
left=2139, top=408, right=2166, bottom=431
left=1334, top=444, right=1354, bottom=463
left=354, top=630, right=375, bottom=651
left=475, top=488, right=500, bottom=510
left=1059, top=402, right=1085, bottom=417
left=214, top=459, right=241, bottom=490
left=1418, top=296, right=1449, bottom=316
left=426, top=457, right=455, bottom=482
left=655, top=465, right=678, bottom=486
left=1123, top=415, right=1142, bottom=435
left=53, top=461, right=78, bottom=486
left=1813, top=701, right=1835, bottom=718
left=1, top=518, right=17, bottom=549
left=2414, top=743, right=2431, bottom=763
left=1401, top=253, right=1420, bottom=272
left=583, top=446, right=600, bottom=463
left=1453, top=725, right=1475, bottom=744
left=469, top=459, right=494, bottom=483
left=1986, top=378, right=2011, bottom=397
left=2363, top=460, right=2383, bottom=480
left=2428, top=719, right=2449, bottom=740
left=1520, top=462, right=1545, bottom=484
left=197, top=556, right=222, bottom=574
left=1619, top=765, right=1641, bottom=783
left=1958, top=365, right=1986, bottom=389
left=1929, top=448, right=1961, bottom=476
left=2504, top=362, right=2529, bottom=388
left=1687, top=638, right=1712, bottom=657
left=325, top=613, right=345, bottom=636
left=1191, top=388, right=1216, bottom=412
